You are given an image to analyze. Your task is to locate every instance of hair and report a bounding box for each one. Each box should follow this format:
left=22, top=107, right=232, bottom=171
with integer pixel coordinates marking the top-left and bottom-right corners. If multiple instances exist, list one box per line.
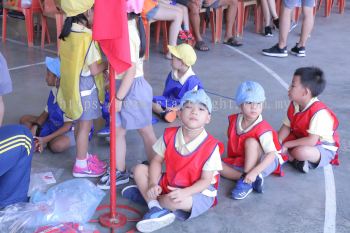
left=294, top=67, right=326, bottom=97
left=128, top=13, right=146, bottom=58
left=59, top=13, right=88, bottom=40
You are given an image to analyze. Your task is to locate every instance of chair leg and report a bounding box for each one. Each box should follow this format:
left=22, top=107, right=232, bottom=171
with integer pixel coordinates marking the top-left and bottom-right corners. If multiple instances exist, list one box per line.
left=24, top=9, right=34, bottom=47
left=55, top=14, right=64, bottom=52
left=2, top=8, right=8, bottom=43
left=210, top=11, right=215, bottom=43
left=161, top=21, right=168, bottom=55
left=339, top=0, right=345, bottom=14
left=41, top=15, right=46, bottom=48
left=255, top=4, right=263, bottom=34
left=215, top=8, right=222, bottom=43
left=236, top=1, right=244, bottom=37
left=155, top=21, right=161, bottom=45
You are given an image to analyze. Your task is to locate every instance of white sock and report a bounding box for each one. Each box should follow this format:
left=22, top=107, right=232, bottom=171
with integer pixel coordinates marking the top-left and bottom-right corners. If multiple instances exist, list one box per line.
left=75, top=158, right=88, bottom=168
left=183, top=25, right=189, bottom=31
left=147, top=200, right=162, bottom=209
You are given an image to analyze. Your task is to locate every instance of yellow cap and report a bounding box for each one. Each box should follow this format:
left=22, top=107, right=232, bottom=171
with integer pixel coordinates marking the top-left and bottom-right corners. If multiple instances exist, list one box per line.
left=61, top=0, right=94, bottom=17
left=167, top=43, right=197, bottom=67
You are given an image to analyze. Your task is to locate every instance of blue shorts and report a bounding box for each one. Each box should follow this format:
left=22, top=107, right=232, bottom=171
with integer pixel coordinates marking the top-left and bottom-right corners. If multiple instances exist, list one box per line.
left=309, top=145, right=336, bottom=169
left=225, top=154, right=279, bottom=177
left=147, top=6, right=159, bottom=20
left=283, top=0, right=315, bottom=9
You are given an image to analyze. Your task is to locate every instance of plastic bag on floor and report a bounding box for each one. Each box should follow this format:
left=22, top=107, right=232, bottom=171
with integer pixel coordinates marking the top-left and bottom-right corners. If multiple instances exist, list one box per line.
left=0, top=179, right=105, bottom=233
left=28, top=168, right=64, bottom=196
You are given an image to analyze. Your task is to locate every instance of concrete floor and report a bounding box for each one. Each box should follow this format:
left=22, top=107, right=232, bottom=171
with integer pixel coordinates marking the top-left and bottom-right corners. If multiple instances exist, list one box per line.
left=1, top=4, right=350, bottom=233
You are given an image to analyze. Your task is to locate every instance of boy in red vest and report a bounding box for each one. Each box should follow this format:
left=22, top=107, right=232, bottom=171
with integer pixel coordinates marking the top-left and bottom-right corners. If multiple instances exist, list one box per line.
left=278, top=67, right=340, bottom=173
left=122, top=89, right=223, bottom=232
left=221, top=81, right=285, bottom=200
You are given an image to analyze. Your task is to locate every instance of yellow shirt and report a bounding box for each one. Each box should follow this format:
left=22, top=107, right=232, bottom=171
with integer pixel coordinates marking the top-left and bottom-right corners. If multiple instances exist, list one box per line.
left=283, top=97, right=337, bottom=151
left=116, top=19, right=144, bottom=80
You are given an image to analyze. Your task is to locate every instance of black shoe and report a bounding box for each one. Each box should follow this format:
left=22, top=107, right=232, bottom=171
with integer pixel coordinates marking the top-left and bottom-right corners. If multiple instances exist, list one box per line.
left=262, top=44, right=288, bottom=57
left=264, top=26, right=273, bottom=37
left=293, top=160, right=309, bottom=173
left=290, top=43, right=306, bottom=57
left=273, top=18, right=279, bottom=29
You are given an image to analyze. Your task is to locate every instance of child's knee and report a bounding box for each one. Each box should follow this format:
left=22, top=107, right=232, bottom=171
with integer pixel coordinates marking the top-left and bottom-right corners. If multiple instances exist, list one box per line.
left=134, top=164, right=149, bottom=179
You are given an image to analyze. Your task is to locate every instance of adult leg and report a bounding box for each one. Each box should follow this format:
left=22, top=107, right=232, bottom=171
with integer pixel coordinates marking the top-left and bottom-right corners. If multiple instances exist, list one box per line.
left=188, top=0, right=210, bottom=51
left=261, top=0, right=272, bottom=27
left=298, top=6, right=314, bottom=47
left=221, top=0, right=239, bottom=42
left=267, top=0, right=278, bottom=20
left=278, top=3, right=292, bottom=48
left=138, top=125, right=157, bottom=162
left=0, top=125, right=33, bottom=208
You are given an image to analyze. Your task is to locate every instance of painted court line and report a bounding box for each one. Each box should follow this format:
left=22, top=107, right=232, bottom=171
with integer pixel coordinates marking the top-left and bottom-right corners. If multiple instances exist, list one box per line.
left=225, top=45, right=336, bottom=233
left=0, top=37, right=57, bottom=54
left=9, top=62, right=45, bottom=71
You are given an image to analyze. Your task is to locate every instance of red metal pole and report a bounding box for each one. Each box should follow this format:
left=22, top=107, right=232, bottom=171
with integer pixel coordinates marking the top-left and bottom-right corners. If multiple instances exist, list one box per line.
left=109, top=65, right=117, bottom=218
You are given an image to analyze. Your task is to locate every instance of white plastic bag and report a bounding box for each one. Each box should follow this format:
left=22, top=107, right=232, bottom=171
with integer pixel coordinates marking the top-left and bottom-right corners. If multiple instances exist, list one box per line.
left=0, top=179, right=105, bottom=232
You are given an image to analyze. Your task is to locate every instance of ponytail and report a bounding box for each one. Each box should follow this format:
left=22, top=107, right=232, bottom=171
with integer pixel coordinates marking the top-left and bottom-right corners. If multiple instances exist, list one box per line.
left=59, top=13, right=89, bottom=41
left=137, top=15, right=146, bottom=58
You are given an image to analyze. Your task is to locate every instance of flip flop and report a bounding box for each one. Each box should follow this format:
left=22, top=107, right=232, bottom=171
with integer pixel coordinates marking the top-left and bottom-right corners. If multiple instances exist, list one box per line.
left=194, top=41, right=210, bottom=51
left=223, top=37, right=243, bottom=47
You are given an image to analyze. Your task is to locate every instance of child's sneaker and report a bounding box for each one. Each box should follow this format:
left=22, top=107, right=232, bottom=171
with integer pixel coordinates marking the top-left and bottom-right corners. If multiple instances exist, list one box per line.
left=87, top=153, right=107, bottom=169
left=231, top=178, right=253, bottom=200
left=72, top=160, right=106, bottom=178
left=293, top=160, right=309, bottom=173
left=290, top=43, right=306, bottom=57
left=262, top=44, right=288, bottom=57
left=97, top=168, right=130, bottom=189
left=122, top=185, right=147, bottom=205
left=136, top=207, right=176, bottom=233
left=160, top=110, right=177, bottom=123
left=97, top=126, right=110, bottom=137
left=264, top=26, right=273, bottom=37
left=252, top=173, right=264, bottom=193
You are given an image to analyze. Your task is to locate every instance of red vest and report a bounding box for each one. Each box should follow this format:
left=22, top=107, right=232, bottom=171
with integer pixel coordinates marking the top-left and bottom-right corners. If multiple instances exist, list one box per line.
left=159, top=127, right=223, bottom=203
left=223, top=114, right=282, bottom=167
left=285, top=101, right=340, bottom=165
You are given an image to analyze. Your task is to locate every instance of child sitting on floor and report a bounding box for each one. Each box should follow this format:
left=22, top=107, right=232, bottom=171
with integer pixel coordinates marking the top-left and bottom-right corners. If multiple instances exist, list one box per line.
left=220, top=81, right=286, bottom=200
left=122, top=89, right=223, bottom=232
left=152, top=43, right=203, bottom=123
left=278, top=67, right=340, bottom=173
left=20, top=57, right=75, bottom=153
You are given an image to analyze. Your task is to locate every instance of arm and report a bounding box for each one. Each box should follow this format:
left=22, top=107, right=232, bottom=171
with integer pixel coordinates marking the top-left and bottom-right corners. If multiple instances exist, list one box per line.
left=30, top=111, right=49, bottom=135
left=283, top=133, right=320, bottom=149
left=245, top=152, right=275, bottom=183
left=278, top=124, right=290, bottom=143
left=168, top=170, right=214, bottom=202
left=39, top=122, right=73, bottom=144
left=115, top=63, right=136, bottom=112
left=147, top=154, right=164, bottom=200
left=88, top=61, right=107, bottom=77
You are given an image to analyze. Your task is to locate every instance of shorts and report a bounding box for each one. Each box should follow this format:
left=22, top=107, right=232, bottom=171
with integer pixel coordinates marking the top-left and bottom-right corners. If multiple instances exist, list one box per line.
left=116, top=76, right=153, bottom=130
left=147, top=6, right=159, bottom=20
left=283, top=0, right=315, bottom=9
left=309, top=145, right=336, bottom=169
left=224, top=154, right=279, bottom=177
left=79, top=75, right=102, bottom=121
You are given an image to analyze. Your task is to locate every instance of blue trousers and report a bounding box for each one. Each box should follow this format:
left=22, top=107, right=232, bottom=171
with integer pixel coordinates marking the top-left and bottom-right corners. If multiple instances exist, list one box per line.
left=0, top=125, right=33, bottom=209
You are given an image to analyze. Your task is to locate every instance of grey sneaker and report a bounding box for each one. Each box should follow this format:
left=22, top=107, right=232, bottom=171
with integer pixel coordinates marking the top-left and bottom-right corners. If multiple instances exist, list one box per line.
left=97, top=168, right=130, bottom=189
left=262, top=44, right=288, bottom=57
left=293, top=160, right=309, bottom=173
left=290, top=44, right=306, bottom=57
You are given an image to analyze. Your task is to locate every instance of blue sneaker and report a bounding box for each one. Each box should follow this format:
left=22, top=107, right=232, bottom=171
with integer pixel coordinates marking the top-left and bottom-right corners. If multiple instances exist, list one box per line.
left=252, top=174, right=264, bottom=193
left=136, top=207, right=176, bottom=232
left=122, top=185, right=147, bottom=206
left=97, top=126, right=110, bottom=137
left=231, top=178, right=253, bottom=200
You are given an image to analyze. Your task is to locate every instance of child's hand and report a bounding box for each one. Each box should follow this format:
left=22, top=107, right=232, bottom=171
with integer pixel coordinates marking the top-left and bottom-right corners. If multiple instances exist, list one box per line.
left=147, top=184, right=162, bottom=200
left=167, top=186, right=189, bottom=203
left=244, top=172, right=258, bottom=184
left=33, top=136, right=44, bottom=153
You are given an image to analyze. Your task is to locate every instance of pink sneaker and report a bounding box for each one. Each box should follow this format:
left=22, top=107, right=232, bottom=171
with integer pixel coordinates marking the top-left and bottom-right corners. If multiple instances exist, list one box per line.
left=88, top=153, right=108, bottom=169
left=72, top=160, right=106, bottom=178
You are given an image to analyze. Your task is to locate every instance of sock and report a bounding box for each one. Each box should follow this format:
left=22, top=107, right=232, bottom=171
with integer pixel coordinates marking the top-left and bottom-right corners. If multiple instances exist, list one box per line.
left=183, top=25, right=189, bottom=31
left=75, top=158, right=88, bottom=168
left=147, top=200, right=162, bottom=209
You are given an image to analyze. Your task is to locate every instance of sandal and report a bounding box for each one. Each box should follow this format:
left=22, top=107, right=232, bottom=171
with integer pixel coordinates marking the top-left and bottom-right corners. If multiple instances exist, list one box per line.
left=223, top=37, right=243, bottom=47
left=194, top=41, right=210, bottom=51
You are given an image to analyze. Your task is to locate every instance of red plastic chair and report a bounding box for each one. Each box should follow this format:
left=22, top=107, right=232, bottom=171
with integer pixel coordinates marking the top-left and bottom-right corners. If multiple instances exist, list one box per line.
left=235, top=0, right=262, bottom=38
left=2, top=0, right=42, bottom=47
left=144, top=20, right=168, bottom=60
left=39, top=0, right=64, bottom=52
